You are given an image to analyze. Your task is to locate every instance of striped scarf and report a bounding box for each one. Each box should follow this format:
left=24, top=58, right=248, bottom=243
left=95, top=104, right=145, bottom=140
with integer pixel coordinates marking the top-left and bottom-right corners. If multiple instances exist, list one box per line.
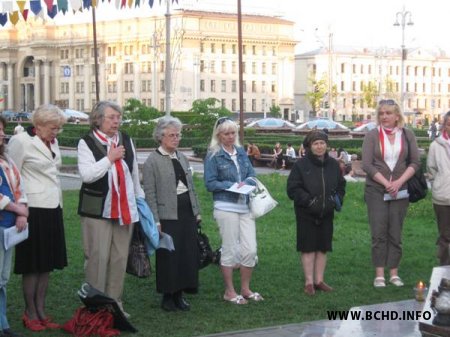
left=93, top=129, right=134, bottom=225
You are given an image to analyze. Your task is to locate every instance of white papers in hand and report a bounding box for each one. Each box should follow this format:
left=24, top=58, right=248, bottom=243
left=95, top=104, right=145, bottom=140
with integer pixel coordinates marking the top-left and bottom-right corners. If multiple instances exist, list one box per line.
left=158, top=232, right=175, bottom=251
left=383, top=189, right=409, bottom=201
left=226, top=183, right=256, bottom=195
left=4, top=225, right=29, bottom=250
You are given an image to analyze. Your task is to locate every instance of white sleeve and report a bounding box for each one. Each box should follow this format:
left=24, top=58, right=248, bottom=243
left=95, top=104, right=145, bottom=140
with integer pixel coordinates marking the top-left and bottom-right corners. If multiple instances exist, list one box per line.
left=77, top=139, right=112, bottom=183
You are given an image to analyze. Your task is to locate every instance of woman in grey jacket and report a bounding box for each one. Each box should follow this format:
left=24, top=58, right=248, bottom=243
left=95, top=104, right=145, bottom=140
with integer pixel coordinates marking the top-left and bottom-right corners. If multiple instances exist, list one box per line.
left=143, top=117, right=201, bottom=312
left=362, top=99, right=420, bottom=288
left=427, top=111, right=450, bottom=265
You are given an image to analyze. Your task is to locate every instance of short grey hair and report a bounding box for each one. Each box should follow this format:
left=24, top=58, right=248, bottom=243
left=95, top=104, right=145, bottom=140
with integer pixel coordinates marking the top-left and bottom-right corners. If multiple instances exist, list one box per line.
left=32, top=104, right=66, bottom=127
left=153, top=116, right=183, bottom=143
left=90, top=100, right=122, bottom=129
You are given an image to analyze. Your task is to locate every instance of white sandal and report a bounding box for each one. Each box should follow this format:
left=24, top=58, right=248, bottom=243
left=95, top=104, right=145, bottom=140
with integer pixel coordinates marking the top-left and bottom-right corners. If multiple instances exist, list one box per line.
left=373, top=277, right=386, bottom=288
left=389, top=276, right=404, bottom=287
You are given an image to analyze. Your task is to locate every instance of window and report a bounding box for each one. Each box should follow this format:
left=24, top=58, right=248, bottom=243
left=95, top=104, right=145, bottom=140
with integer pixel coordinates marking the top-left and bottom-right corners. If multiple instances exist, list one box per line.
left=142, top=99, right=152, bottom=106
left=262, top=62, right=266, bottom=74
left=272, top=63, right=277, bottom=75
left=352, top=81, right=356, bottom=91
left=75, top=65, right=84, bottom=76
left=243, top=99, right=246, bottom=112
left=232, top=44, right=237, bottom=54
left=60, top=49, right=69, bottom=59
left=211, top=43, right=215, bottom=53
left=232, top=61, right=237, bottom=74
left=124, top=45, right=133, bottom=56
left=221, top=99, right=226, bottom=108
left=231, top=80, right=237, bottom=93
left=76, top=99, right=84, bottom=111
left=59, top=82, right=69, bottom=94
left=272, top=47, right=276, bottom=56
left=91, top=48, right=99, bottom=58
left=262, top=45, right=266, bottom=56
left=221, top=61, right=226, bottom=73
left=243, top=80, right=247, bottom=92
left=243, top=45, right=247, bottom=54
left=141, top=62, right=151, bottom=73
left=341, top=81, right=344, bottom=91
left=107, top=81, right=117, bottom=93
left=221, top=44, right=226, bottom=53
left=106, top=64, right=116, bottom=75
left=160, top=80, right=165, bottom=91
left=160, top=61, right=165, bottom=72
left=141, top=44, right=151, bottom=54
left=124, top=80, right=134, bottom=92
left=200, top=43, right=204, bottom=53
left=200, top=60, right=205, bottom=72
left=252, top=62, right=256, bottom=74
left=368, top=65, right=372, bottom=74
left=75, top=48, right=84, bottom=59
left=210, top=61, right=215, bottom=73
left=107, top=46, right=116, bottom=56
left=271, top=81, right=276, bottom=93
left=242, top=62, right=246, bottom=74
left=232, top=99, right=237, bottom=111
left=352, top=64, right=356, bottom=74
left=91, top=81, right=96, bottom=93
left=141, top=80, right=152, bottom=92
left=200, top=80, right=205, bottom=92
left=262, top=81, right=266, bottom=93
left=340, top=63, right=345, bottom=73
left=252, top=81, right=256, bottom=93
left=210, top=80, right=216, bottom=92
left=252, top=45, right=256, bottom=55
left=124, top=62, right=134, bottom=74
left=76, top=81, right=84, bottom=94
left=251, top=99, right=256, bottom=112
left=221, top=80, right=226, bottom=93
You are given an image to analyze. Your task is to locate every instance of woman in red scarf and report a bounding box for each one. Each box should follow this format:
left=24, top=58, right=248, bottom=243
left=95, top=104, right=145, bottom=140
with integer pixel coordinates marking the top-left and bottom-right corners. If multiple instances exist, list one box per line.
left=77, top=101, right=144, bottom=317
left=362, top=99, right=420, bottom=288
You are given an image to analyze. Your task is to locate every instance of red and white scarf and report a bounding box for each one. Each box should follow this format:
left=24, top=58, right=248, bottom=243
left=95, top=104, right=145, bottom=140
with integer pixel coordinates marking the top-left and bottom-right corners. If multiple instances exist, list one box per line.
left=93, top=129, right=137, bottom=225
left=378, top=126, right=403, bottom=171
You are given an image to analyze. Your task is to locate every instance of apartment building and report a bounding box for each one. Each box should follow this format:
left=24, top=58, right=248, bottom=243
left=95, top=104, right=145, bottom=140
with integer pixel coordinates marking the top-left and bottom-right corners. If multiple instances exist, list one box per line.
left=0, top=10, right=296, bottom=117
left=295, top=46, right=450, bottom=123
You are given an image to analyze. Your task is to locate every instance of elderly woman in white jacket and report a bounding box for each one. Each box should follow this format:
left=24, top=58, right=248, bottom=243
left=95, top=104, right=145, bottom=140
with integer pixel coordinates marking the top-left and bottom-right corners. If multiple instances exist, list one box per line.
left=427, top=111, right=450, bottom=265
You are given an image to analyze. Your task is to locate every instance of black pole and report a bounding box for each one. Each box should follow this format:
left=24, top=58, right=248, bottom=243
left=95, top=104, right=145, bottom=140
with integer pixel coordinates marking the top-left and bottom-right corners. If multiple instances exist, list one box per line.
left=92, top=6, right=100, bottom=103
left=237, top=0, right=244, bottom=144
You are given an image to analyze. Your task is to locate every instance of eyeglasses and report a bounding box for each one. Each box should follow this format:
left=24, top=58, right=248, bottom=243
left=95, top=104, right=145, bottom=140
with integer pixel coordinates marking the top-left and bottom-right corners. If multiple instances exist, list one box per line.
left=379, top=99, right=396, bottom=105
left=164, top=133, right=182, bottom=139
left=216, top=117, right=232, bottom=128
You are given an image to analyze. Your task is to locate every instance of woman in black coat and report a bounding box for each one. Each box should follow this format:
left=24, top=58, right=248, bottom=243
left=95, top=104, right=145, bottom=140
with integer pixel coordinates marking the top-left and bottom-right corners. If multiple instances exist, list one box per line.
left=287, top=130, right=346, bottom=296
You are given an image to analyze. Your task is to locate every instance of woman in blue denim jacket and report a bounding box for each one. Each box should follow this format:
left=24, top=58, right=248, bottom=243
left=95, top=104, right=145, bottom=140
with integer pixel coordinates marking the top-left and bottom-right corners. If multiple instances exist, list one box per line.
left=204, top=117, right=263, bottom=305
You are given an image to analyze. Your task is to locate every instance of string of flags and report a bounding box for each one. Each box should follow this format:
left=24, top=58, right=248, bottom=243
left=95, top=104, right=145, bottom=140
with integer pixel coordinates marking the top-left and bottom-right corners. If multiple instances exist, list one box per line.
left=0, top=0, right=179, bottom=26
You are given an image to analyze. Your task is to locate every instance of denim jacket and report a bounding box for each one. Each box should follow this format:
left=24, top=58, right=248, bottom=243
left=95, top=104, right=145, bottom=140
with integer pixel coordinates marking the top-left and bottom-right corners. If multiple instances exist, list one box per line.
left=204, top=146, right=256, bottom=203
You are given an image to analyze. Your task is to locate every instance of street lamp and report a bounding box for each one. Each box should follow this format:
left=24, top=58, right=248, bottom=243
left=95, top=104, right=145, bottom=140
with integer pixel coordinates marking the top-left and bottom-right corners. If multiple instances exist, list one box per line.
left=393, top=7, right=413, bottom=113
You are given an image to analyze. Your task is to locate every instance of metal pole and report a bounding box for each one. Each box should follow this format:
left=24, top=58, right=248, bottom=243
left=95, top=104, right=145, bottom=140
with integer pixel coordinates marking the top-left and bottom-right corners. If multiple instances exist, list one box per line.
left=165, top=0, right=171, bottom=116
left=92, top=6, right=100, bottom=103
left=237, top=0, right=244, bottom=144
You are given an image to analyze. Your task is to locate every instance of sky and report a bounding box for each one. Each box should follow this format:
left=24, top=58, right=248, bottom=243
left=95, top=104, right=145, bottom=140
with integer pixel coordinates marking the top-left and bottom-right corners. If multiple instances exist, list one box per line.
left=13, top=0, right=450, bottom=54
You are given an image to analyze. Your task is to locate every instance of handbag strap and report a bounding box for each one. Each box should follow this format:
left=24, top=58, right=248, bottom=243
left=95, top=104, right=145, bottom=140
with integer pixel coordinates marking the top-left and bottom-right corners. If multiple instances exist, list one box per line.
left=248, top=177, right=265, bottom=191
left=403, top=129, right=411, bottom=166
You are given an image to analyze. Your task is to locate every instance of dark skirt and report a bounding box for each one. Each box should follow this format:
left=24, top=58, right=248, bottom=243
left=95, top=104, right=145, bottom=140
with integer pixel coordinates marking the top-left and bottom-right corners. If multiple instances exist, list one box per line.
left=14, top=206, right=68, bottom=274
left=295, top=208, right=334, bottom=253
left=156, top=192, right=199, bottom=294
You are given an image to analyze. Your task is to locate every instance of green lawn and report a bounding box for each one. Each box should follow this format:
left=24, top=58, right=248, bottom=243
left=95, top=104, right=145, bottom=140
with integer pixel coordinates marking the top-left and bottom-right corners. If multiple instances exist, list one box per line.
left=7, top=175, right=437, bottom=337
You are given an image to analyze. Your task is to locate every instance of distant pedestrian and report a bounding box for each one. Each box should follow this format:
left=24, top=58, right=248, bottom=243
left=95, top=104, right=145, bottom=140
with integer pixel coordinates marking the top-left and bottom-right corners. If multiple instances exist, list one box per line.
left=246, top=142, right=261, bottom=166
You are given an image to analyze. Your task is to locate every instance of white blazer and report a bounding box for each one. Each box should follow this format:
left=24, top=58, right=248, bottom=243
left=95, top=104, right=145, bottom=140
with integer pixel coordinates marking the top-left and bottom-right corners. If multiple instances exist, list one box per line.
left=7, top=130, right=63, bottom=208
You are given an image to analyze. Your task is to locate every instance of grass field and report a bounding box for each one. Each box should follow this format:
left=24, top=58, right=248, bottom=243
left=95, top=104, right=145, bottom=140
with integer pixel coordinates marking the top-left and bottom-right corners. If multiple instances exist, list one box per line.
left=6, top=175, right=437, bottom=337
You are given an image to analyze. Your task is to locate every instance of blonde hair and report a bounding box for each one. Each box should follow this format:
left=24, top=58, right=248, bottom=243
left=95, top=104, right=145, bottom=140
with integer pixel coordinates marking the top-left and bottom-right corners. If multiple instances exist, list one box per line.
left=32, top=104, right=66, bottom=127
left=208, top=118, right=241, bottom=155
left=375, top=100, right=405, bottom=128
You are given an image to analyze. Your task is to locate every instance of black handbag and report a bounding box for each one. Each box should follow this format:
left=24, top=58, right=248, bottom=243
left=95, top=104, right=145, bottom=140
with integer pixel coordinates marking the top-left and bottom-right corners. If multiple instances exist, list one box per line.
left=404, top=132, right=428, bottom=203
left=77, top=283, right=138, bottom=333
left=197, top=224, right=213, bottom=269
left=126, top=222, right=151, bottom=278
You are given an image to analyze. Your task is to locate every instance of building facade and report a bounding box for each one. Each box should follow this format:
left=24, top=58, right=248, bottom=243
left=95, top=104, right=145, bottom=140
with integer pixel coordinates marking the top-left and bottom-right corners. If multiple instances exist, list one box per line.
left=0, top=10, right=296, bottom=118
left=295, top=46, right=450, bottom=124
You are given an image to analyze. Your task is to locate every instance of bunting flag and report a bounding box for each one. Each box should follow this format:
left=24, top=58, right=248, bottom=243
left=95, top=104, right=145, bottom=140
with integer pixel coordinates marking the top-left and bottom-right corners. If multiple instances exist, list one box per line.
left=57, top=0, right=69, bottom=13
left=0, top=0, right=179, bottom=25
left=9, top=11, right=19, bottom=25
left=30, top=0, right=42, bottom=15
left=48, top=4, right=58, bottom=18
left=22, top=8, right=29, bottom=20
left=44, top=0, right=54, bottom=11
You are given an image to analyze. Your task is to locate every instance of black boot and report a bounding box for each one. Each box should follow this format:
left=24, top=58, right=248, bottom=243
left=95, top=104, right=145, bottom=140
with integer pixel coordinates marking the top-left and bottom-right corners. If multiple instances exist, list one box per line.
left=161, top=293, right=177, bottom=312
left=173, top=291, right=190, bottom=311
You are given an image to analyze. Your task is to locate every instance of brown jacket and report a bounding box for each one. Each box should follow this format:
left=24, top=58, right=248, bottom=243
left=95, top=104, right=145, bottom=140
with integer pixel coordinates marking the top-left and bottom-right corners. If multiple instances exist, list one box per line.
left=362, top=127, right=420, bottom=191
left=247, top=145, right=261, bottom=159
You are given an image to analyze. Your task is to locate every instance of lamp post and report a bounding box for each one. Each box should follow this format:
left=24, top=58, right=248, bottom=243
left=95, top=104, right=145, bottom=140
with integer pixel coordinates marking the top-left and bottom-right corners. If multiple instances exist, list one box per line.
left=393, top=7, right=413, bottom=113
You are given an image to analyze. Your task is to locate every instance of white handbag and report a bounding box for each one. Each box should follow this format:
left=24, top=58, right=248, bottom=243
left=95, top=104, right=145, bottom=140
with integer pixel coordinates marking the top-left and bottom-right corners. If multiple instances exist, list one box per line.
left=248, top=178, right=278, bottom=218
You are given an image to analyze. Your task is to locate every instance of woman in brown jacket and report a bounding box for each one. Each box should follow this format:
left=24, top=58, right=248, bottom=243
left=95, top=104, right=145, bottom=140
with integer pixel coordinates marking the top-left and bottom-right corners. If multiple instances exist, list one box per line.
left=362, top=99, right=420, bottom=288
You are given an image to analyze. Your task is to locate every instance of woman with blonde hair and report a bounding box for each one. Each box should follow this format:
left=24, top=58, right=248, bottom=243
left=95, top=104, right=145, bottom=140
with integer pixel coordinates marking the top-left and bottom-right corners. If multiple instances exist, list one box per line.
left=362, top=99, right=420, bottom=288
left=204, top=117, right=262, bottom=305
left=8, top=104, right=67, bottom=332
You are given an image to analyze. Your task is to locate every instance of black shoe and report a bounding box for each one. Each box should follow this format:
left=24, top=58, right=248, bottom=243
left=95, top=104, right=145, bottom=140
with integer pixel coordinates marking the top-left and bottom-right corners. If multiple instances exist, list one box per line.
left=3, top=329, right=23, bottom=337
left=174, top=296, right=190, bottom=311
left=161, top=295, right=177, bottom=312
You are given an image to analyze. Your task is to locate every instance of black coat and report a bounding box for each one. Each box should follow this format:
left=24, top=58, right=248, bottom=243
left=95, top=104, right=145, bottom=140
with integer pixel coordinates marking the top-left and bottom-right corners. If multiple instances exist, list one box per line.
left=287, top=151, right=346, bottom=221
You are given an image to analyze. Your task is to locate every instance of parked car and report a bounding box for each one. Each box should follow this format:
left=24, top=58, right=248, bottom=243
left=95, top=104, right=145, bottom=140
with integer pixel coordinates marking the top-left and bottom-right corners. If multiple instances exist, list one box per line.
left=1, top=110, right=16, bottom=120
left=16, top=112, right=32, bottom=120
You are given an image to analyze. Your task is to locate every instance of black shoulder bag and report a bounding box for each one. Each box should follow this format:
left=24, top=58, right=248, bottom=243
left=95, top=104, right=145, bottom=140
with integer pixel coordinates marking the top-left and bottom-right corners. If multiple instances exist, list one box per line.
left=404, top=131, right=428, bottom=203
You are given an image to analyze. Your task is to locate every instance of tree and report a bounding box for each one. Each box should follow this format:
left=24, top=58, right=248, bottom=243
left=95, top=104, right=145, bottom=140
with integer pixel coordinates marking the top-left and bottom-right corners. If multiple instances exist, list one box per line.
left=189, top=98, right=232, bottom=138
left=362, top=81, right=379, bottom=109
left=269, top=105, right=281, bottom=118
left=305, top=76, right=327, bottom=117
left=123, top=98, right=161, bottom=123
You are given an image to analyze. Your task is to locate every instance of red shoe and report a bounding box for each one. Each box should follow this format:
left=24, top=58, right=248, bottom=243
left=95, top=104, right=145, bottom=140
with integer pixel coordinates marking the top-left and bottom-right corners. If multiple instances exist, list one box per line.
left=41, top=317, right=60, bottom=329
left=22, top=313, right=46, bottom=332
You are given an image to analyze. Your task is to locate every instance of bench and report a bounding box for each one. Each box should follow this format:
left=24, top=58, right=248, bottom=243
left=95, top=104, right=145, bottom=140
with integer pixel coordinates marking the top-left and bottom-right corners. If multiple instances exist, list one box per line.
left=252, top=154, right=296, bottom=169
